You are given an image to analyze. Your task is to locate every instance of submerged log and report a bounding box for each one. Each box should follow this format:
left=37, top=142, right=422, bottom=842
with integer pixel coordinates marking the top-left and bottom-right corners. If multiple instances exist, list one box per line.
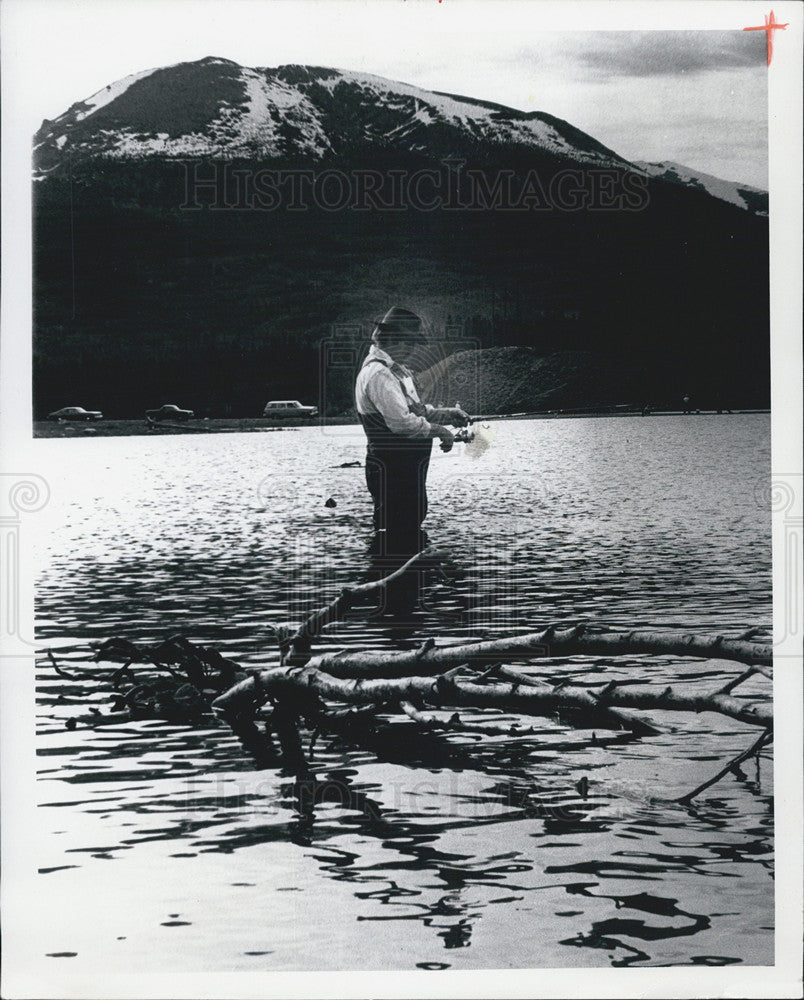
left=296, top=625, right=771, bottom=678
left=212, top=663, right=772, bottom=731
left=73, top=546, right=772, bottom=797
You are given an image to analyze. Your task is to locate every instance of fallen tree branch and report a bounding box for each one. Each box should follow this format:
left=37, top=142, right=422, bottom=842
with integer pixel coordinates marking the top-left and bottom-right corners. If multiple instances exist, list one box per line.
left=399, top=700, right=544, bottom=738
left=71, top=609, right=772, bottom=794
left=495, top=665, right=660, bottom=736
left=282, top=547, right=439, bottom=664
left=45, top=649, right=81, bottom=679
left=212, top=665, right=772, bottom=731
left=717, top=665, right=769, bottom=694
left=677, top=729, right=773, bottom=805
left=93, top=634, right=244, bottom=689
left=294, top=625, right=771, bottom=680
left=212, top=624, right=770, bottom=736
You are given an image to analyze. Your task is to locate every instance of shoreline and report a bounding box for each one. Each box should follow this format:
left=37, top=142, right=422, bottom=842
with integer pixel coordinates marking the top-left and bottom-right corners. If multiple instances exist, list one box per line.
left=32, top=409, right=770, bottom=439
left=32, top=408, right=770, bottom=439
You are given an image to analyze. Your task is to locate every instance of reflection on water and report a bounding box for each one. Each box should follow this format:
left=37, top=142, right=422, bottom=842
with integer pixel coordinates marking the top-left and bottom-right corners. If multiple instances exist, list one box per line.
left=33, top=415, right=773, bottom=970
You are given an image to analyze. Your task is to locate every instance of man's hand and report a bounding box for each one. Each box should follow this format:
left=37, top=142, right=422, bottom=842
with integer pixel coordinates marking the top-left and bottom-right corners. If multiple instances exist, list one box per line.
left=447, top=406, right=471, bottom=427
left=433, top=406, right=470, bottom=427
left=432, top=424, right=455, bottom=452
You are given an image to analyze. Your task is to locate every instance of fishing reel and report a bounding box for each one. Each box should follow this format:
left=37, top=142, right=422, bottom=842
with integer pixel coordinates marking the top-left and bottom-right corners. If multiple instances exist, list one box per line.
left=452, top=420, right=492, bottom=458
left=453, top=426, right=476, bottom=444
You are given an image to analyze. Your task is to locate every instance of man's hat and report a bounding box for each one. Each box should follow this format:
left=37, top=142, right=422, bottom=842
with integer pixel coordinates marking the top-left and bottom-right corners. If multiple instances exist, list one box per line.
left=373, top=306, right=427, bottom=344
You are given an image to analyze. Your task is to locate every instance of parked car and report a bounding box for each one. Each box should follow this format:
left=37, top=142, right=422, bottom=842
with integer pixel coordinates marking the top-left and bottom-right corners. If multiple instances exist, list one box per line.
left=46, top=406, right=103, bottom=421
left=262, top=400, right=318, bottom=419
left=145, top=404, right=194, bottom=421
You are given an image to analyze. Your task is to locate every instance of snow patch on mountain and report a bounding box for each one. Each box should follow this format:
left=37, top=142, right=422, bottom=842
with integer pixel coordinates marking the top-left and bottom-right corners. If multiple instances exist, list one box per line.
left=243, top=71, right=331, bottom=156
left=633, top=160, right=767, bottom=214
left=70, top=67, right=335, bottom=161
left=313, top=68, right=498, bottom=125
left=230, top=70, right=285, bottom=153
left=104, top=129, right=211, bottom=158
left=32, top=67, right=159, bottom=155
left=71, top=66, right=161, bottom=123
left=310, top=67, right=624, bottom=166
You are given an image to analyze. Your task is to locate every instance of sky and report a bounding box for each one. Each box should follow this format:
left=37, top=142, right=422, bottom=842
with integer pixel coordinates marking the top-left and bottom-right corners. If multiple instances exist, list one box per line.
left=3, top=0, right=775, bottom=187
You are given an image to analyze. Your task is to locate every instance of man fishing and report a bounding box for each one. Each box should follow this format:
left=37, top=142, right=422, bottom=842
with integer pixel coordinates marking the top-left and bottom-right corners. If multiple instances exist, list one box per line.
left=355, top=306, right=469, bottom=560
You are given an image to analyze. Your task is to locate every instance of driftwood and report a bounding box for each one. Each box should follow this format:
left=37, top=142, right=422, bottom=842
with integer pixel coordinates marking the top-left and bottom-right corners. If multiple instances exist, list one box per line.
left=210, top=552, right=772, bottom=799
left=210, top=641, right=772, bottom=801
left=211, top=661, right=772, bottom=731
left=60, top=547, right=773, bottom=803
left=51, top=551, right=437, bottom=731
left=289, top=626, right=772, bottom=677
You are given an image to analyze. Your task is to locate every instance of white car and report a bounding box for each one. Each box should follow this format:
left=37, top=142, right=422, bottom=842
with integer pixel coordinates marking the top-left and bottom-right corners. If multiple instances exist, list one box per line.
left=262, top=400, right=318, bottom=419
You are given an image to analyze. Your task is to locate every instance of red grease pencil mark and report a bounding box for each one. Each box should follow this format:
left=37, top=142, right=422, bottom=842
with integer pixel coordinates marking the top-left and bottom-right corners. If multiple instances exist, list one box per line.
left=743, top=10, right=789, bottom=66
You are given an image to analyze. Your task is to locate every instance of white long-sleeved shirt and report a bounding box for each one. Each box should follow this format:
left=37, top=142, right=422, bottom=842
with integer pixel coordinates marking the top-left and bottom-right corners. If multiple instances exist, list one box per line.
left=355, top=345, right=436, bottom=438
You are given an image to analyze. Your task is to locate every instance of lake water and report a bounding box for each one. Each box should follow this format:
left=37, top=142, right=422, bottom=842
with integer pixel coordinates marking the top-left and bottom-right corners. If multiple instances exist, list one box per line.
left=32, top=414, right=773, bottom=972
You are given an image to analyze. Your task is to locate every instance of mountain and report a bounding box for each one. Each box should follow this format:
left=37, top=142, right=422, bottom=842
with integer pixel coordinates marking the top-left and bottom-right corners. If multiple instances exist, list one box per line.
left=633, top=160, right=767, bottom=215
left=34, top=57, right=635, bottom=177
left=32, top=58, right=769, bottom=418
left=33, top=58, right=766, bottom=215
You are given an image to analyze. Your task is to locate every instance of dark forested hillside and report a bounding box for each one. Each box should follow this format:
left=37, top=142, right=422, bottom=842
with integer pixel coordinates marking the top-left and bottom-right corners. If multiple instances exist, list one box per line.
left=32, top=60, right=769, bottom=418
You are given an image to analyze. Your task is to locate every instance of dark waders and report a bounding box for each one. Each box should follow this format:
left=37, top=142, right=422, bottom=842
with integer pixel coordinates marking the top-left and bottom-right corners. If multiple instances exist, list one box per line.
left=360, top=411, right=433, bottom=614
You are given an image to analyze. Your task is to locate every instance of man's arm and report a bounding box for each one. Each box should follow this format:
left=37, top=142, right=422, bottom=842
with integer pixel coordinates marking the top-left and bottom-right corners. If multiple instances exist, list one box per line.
left=366, top=370, right=455, bottom=449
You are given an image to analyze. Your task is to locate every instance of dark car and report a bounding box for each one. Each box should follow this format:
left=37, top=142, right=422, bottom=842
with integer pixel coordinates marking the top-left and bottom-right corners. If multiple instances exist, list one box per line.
left=145, top=404, right=195, bottom=421
left=262, top=400, right=318, bottom=419
left=47, top=406, right=103, bottom=421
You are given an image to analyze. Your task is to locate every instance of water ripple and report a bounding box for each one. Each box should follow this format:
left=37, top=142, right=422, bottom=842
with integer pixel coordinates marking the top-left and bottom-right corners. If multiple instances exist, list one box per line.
left=32, top=415, right=773, bottom=970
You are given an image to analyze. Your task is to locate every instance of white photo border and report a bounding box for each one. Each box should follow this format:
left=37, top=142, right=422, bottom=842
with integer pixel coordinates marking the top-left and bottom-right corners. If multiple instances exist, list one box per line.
left=1, top=2, right=801, bottom=997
